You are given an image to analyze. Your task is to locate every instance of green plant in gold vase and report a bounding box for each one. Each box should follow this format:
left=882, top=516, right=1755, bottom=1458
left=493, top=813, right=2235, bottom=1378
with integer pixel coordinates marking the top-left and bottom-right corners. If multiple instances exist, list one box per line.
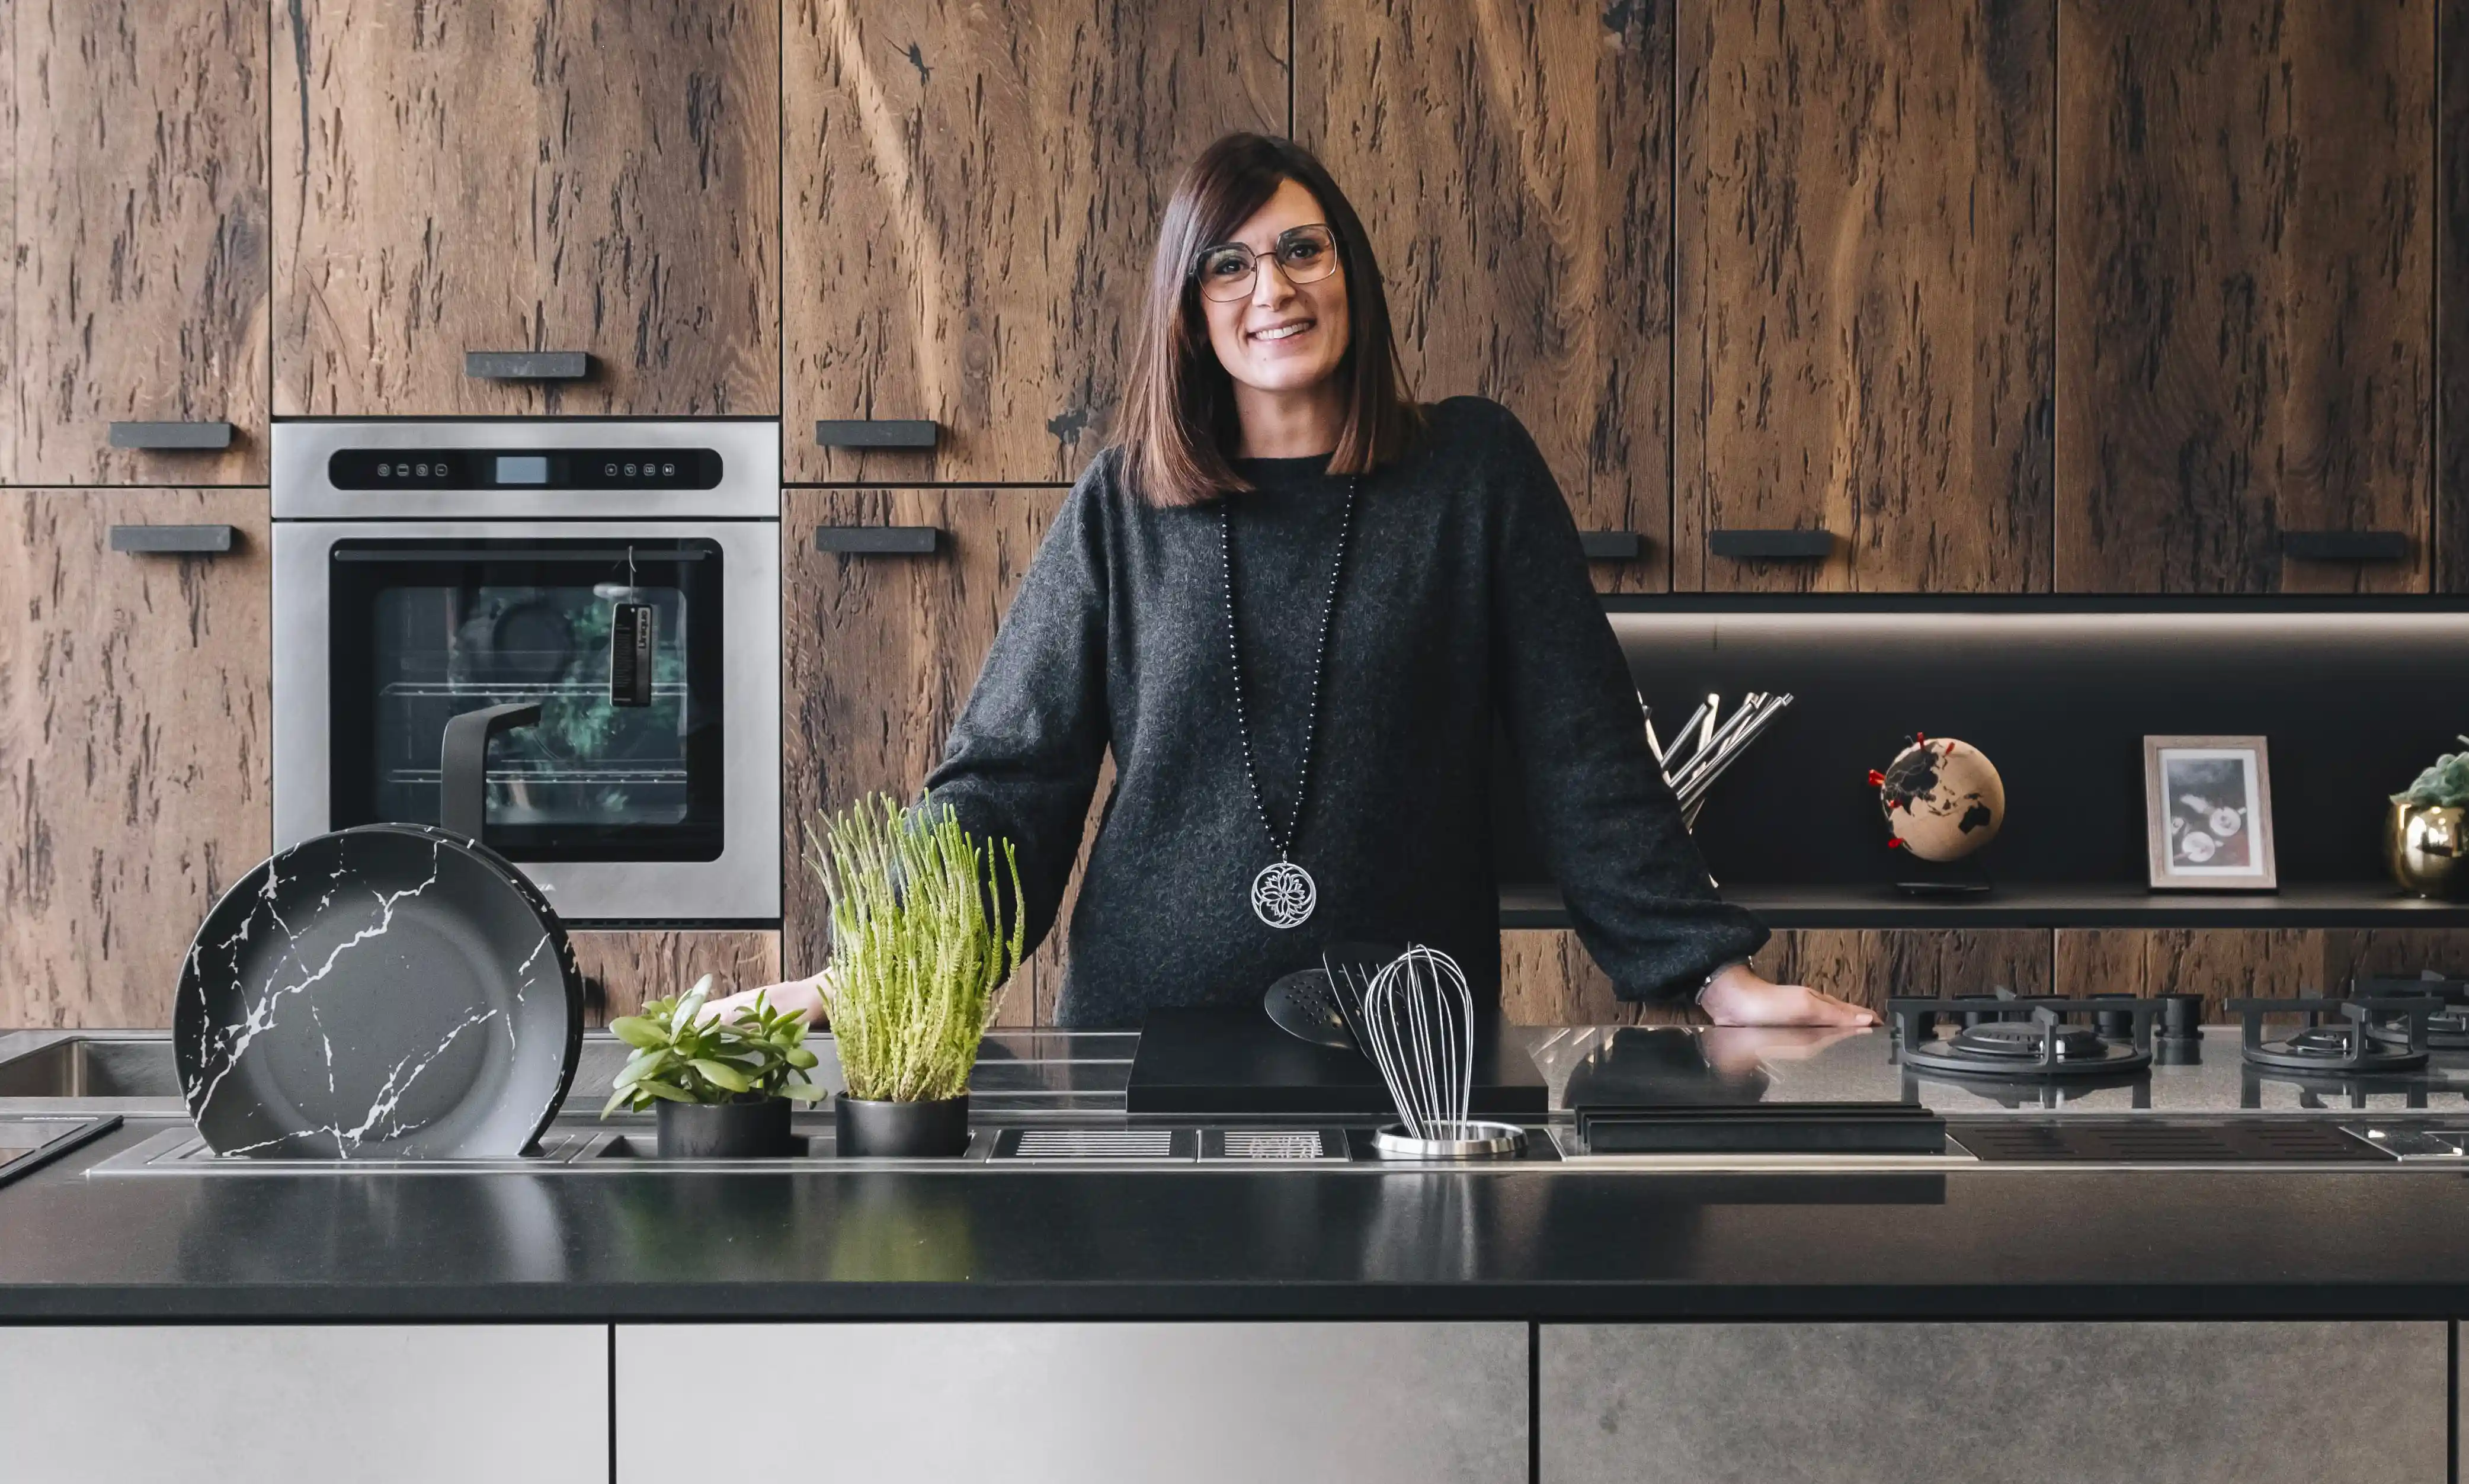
left=2390, top=737, right=2469, bottom=899
left=804, top=794, right=1023, bottom=1156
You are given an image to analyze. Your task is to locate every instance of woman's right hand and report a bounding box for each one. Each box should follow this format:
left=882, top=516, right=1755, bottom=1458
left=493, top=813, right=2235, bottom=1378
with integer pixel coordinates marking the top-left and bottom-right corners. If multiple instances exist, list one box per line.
left=699, top=973, right=828, bottom=1027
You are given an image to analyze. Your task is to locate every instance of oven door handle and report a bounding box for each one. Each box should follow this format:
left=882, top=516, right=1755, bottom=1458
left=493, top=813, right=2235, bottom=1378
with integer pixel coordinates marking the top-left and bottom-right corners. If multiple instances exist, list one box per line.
left=440, top=702, right=544, bottom=844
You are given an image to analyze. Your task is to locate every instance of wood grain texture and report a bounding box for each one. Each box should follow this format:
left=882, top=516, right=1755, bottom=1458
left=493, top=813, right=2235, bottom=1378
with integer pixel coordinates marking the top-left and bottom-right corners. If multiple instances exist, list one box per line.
left=2057, top=0, right=2434, bottom=592
left=0, top=488, right=270, bottom=1028
left=1674, top=0, right=2054, bottom=593
left=4, top=0, right=270, bottom=484
left=1500, top=927, right=2052, bottom=1025
left=783, top=0, right=1286, bottom=483
left=273, top=0, right=779, bottom=416
left=2441, top=0, right=2469, bottom=589
left=2055, top=928, right=2469, bottom=1023
left=569, top=929, right=782, bottom=1025
left=1296, top=0, right=1673, bottom=594
left=782, top=488, right=1100, bottom=1027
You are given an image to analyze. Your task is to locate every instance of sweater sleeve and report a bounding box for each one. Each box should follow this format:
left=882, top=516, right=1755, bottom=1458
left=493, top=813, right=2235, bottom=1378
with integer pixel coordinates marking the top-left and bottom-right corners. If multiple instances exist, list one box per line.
left=920, top=462, right=1113, bottom=961
left=1479, top=403, right=1769, bottom=999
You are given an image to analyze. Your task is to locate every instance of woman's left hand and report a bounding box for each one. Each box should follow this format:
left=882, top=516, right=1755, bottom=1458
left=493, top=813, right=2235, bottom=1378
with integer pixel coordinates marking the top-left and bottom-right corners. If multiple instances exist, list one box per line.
left=1696, top=962, right=1876, bottom=1027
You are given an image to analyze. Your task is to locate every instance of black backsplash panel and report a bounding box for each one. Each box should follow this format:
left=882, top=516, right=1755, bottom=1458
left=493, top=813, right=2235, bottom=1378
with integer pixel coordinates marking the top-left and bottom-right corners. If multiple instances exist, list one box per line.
left=1491, top=598, right=2469, bottom=889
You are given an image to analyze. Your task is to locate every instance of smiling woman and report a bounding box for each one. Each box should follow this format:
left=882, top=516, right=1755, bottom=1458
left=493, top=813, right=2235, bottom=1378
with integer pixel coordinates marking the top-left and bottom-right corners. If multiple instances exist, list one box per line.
left=732, top=133, right=1868, bottom=1031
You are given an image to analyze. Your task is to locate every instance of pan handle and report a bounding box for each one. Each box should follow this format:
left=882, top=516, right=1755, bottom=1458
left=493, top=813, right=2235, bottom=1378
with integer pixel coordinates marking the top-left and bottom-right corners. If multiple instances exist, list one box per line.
left=440, top=702, right=543, bottom=844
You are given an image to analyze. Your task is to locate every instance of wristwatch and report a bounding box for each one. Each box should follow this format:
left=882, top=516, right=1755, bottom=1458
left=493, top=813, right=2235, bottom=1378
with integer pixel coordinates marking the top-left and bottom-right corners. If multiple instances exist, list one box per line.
left=1693, top=959, right=1747, bottom=1007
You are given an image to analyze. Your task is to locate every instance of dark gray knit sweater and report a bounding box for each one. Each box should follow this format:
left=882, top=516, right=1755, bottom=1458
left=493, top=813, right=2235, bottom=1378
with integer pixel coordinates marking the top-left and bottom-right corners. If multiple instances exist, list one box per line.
left=924, top=396, right=1767, bottom=1028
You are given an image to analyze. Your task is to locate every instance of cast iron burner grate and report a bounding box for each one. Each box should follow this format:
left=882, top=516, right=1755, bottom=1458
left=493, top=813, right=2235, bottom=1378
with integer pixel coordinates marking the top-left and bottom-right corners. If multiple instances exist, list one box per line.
left=2353, top=976, right=2469, bottom=1049
left=1887, top=993, right=2175, bottom=1080
left=2228, top=997, right=2439, bottom=1074
left=1952, top=1120, right=2387, bottom=1164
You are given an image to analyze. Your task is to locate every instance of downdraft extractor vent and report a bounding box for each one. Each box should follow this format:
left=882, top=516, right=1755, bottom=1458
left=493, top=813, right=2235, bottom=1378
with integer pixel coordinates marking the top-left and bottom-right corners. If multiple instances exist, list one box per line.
left=993, top=1128, right=1195, bottom=1161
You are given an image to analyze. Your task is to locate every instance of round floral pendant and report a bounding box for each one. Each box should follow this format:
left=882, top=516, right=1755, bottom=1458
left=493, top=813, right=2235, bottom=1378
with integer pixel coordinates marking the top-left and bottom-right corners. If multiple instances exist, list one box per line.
left=1250, top=860, right=1317, bottom=929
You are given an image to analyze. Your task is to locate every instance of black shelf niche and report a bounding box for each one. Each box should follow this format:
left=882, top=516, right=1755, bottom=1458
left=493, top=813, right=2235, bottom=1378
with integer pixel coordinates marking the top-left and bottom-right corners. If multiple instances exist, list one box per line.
left=1490, top=596, right=2469, bottom=930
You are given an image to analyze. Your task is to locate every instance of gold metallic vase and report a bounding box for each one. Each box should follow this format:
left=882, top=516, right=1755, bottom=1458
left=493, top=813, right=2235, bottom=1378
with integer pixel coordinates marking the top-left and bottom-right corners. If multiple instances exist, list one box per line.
left=2387, top=802, right=2469, bottom=898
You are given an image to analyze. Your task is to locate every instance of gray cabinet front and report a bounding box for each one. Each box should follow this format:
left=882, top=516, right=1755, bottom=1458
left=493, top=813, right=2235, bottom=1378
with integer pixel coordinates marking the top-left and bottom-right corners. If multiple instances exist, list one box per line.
left=0, top=1325, right=607, bottom=1484
left=619, top=1321, right=1526, bottom=1483
left=1543, top=1322, right=2446, bottom=1484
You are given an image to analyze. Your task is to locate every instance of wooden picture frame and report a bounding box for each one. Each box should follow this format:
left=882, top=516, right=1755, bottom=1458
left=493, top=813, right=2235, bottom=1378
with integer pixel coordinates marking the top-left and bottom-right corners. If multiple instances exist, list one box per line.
left=2143, top=735, right=2277, bottom=891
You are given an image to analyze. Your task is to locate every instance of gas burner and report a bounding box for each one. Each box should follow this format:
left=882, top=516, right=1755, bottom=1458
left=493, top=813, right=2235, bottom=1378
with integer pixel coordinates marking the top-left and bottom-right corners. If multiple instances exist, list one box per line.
left=1888, top=995, right=2155, bottom=1081
left=2229, top=997, right=2439, bottom=1074
left=2352, top=976, right=2469, bottom=1050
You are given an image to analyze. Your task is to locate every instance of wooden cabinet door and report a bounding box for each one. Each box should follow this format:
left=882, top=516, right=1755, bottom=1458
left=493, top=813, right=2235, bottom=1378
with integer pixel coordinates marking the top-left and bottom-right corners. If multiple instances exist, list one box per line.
left=2055, top=927, right=2469, bottom=1023
left=2, top=0, right=268, bottom=484
left=2, top=1325, right=607, bottom=1484
left=0, top=489, right=270, bottom=1027
left=1502, top=926, right=2053, bottom=1025
left=783, top=0, right=1285, bottom=484
left=1295, top=0, right=1673, bottom=594
left=1544, top=1323, right=2445, bottom=1483
left=568, top=929, right=782, bottom=1023
left=274, top=0, right=778, bottom=417
left=783, top=488, right=1097, bottom=1024
left=2057, top=1, right=2435, bottom=592
left=1674, top=0, right=2055, bottom=594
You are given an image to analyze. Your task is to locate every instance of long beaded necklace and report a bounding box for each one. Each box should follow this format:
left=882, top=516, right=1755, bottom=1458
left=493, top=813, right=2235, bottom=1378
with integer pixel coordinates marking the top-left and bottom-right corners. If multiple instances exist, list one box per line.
left=1219, top=475, right=1359, bottom=929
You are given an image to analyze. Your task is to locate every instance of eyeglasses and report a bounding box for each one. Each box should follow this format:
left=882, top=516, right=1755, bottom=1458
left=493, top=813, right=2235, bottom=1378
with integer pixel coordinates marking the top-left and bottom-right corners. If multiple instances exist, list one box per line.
left=1191, top=223, right=1341, bottom=302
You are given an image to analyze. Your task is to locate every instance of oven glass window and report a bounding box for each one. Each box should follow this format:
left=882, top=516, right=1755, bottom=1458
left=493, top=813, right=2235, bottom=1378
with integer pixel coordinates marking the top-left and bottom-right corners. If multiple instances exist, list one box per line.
left=329, top=539, right=723, bottom=861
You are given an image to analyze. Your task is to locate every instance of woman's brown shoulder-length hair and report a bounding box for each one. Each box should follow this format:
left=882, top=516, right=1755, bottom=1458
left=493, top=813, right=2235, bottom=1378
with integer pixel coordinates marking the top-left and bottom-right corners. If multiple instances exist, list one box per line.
left=1113, top=133, right=1420, bottom=508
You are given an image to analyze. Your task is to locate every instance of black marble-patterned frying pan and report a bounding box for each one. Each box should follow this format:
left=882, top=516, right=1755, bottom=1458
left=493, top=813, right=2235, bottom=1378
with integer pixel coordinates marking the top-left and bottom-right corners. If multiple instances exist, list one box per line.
left=175, top=824, right=583, bottom=1158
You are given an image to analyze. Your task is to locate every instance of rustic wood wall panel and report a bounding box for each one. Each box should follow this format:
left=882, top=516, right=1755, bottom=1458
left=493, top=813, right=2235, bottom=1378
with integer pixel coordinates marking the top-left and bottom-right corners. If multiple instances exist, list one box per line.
left=783, top=488, right=1101, bottom=1026
left=2441, top=0, right=2469, bottom=589
left=4, top=0, right=270, bottom=484
left=1674, top=0, right=2054, bottom=593
left=2055, top=928, right=2469, bottom=1022
left=569, top=929, right=783, bottom=1025
left=1501, top=926, right=2052, bottom=1025
left=0, top=489, right=270, bottom=1027
left=274, top=0, right=779, bottom=417
left=1295, top=0, right=1673, bottom=594
left=2056, top=0, right=2435, bottom=592
left=783, top=0, right=1288, bottom=484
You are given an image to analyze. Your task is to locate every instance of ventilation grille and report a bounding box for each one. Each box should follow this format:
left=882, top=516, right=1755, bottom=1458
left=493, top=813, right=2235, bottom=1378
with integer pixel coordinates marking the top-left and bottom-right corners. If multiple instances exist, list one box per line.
left=1954, top=1120, right=2386, bottom=1164
left=1007, top=1129, right=1178, bottom=1161
left=1220, top=1131, right=1327, bottom=1160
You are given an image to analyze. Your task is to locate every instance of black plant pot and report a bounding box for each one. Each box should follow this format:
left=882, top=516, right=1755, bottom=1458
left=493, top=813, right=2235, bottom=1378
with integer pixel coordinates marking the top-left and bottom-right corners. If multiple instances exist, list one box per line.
left=834, top=1092, right=970, bottom=1158
left=655, top=1096, right=794, bottom=1158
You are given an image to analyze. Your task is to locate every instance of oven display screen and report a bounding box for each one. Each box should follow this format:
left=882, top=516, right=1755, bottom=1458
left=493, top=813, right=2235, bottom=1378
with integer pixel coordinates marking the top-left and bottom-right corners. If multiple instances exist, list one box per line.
left=495, top=454, right=550, bottom=485
left=324, top=448, right=724, bottom=490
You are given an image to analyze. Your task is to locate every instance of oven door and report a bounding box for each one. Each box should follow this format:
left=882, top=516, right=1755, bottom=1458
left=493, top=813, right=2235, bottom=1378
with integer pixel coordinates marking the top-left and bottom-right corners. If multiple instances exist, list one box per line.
left=274, top=521, right=779, bottom=922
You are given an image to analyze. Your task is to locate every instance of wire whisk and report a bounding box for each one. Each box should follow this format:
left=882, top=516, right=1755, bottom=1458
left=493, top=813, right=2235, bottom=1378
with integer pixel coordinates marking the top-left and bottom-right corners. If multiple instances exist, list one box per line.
left=1352, top=944, right=1475, bottom=1139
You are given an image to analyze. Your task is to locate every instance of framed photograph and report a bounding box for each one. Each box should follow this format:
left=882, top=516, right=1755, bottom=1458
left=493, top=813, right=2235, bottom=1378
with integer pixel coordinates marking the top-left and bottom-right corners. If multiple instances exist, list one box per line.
left=2143, top=736, right=2277, bottom=891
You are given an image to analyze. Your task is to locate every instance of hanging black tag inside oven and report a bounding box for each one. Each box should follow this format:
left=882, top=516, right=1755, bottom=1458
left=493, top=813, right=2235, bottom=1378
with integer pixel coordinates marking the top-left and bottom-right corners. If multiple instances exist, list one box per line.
left=610, top=602, right=655, bottom=707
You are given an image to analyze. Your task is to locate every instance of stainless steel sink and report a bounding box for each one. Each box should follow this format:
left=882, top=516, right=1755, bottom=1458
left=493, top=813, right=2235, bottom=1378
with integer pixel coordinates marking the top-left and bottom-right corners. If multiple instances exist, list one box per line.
left=0, top=1036, right=181, bottom=1098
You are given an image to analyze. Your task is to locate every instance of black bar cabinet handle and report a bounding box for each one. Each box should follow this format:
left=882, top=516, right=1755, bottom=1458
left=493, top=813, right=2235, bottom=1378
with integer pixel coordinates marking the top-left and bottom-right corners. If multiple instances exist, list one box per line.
left=1579, top=531, right=1645, bottom=560
left=1709, top=528, right=1834, bottom=559
left=815, top=525, right=942, bottom=555
left=815, top=419, right=940, bottom=449
left=108, top=421, right=235, bottom=451
left=440, top=702, right=543, bottom=844
left=465, top=351, right=591, bottom=381
left=109, top=524, right=236, bottom=555
left=2281, top=530, right=2409, bottom=562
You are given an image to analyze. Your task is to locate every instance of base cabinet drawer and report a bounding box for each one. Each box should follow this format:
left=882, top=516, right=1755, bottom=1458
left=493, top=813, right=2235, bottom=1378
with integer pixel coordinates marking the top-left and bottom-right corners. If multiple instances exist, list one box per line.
left=0, top=1325, right=607, bottom=1484
left=619, top=1322, right=1525, bottom=1483
left=1542, top=1322, right=2445, bottom=1483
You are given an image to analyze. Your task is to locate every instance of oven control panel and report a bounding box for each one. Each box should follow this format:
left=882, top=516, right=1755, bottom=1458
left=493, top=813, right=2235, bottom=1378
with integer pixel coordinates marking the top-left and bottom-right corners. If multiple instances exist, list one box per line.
left=326, top=447, right=725, bottom=491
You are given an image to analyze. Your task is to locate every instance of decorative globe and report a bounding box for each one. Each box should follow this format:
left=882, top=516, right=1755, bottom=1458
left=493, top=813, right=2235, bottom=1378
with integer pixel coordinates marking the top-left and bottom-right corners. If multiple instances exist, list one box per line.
left=1872, top=736, right=2005, bottom=863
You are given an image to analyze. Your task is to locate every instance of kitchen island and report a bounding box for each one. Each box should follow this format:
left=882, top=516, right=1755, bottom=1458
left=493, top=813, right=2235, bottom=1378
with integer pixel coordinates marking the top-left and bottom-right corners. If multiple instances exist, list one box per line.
left=0, top=1023, right=2461, bottom=1483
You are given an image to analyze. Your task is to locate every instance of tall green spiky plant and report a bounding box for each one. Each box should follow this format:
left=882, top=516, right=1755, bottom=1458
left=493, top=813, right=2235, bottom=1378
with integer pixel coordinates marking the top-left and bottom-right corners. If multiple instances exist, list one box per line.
left=803, top=794, right=1023, bottom=1103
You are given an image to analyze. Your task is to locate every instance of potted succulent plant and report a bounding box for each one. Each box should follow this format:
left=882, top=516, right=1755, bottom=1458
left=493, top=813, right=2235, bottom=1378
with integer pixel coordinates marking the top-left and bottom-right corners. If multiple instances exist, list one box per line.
left=805, top=794, right=1022, bottom=1158
left=2390, top=738, right=2469, bottom=899
left=602, top=976, right=826, bottom=1157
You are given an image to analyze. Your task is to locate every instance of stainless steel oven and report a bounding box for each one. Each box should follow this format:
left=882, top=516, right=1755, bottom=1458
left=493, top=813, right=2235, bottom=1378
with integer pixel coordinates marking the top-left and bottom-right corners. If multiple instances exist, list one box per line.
left=272, top=421, right=779, bottom=923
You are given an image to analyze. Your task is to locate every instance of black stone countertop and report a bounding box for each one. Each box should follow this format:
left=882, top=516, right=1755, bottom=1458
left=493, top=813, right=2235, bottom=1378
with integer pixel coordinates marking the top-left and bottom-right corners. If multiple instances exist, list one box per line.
left=5, top=1114, right=2469, bottom=1323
